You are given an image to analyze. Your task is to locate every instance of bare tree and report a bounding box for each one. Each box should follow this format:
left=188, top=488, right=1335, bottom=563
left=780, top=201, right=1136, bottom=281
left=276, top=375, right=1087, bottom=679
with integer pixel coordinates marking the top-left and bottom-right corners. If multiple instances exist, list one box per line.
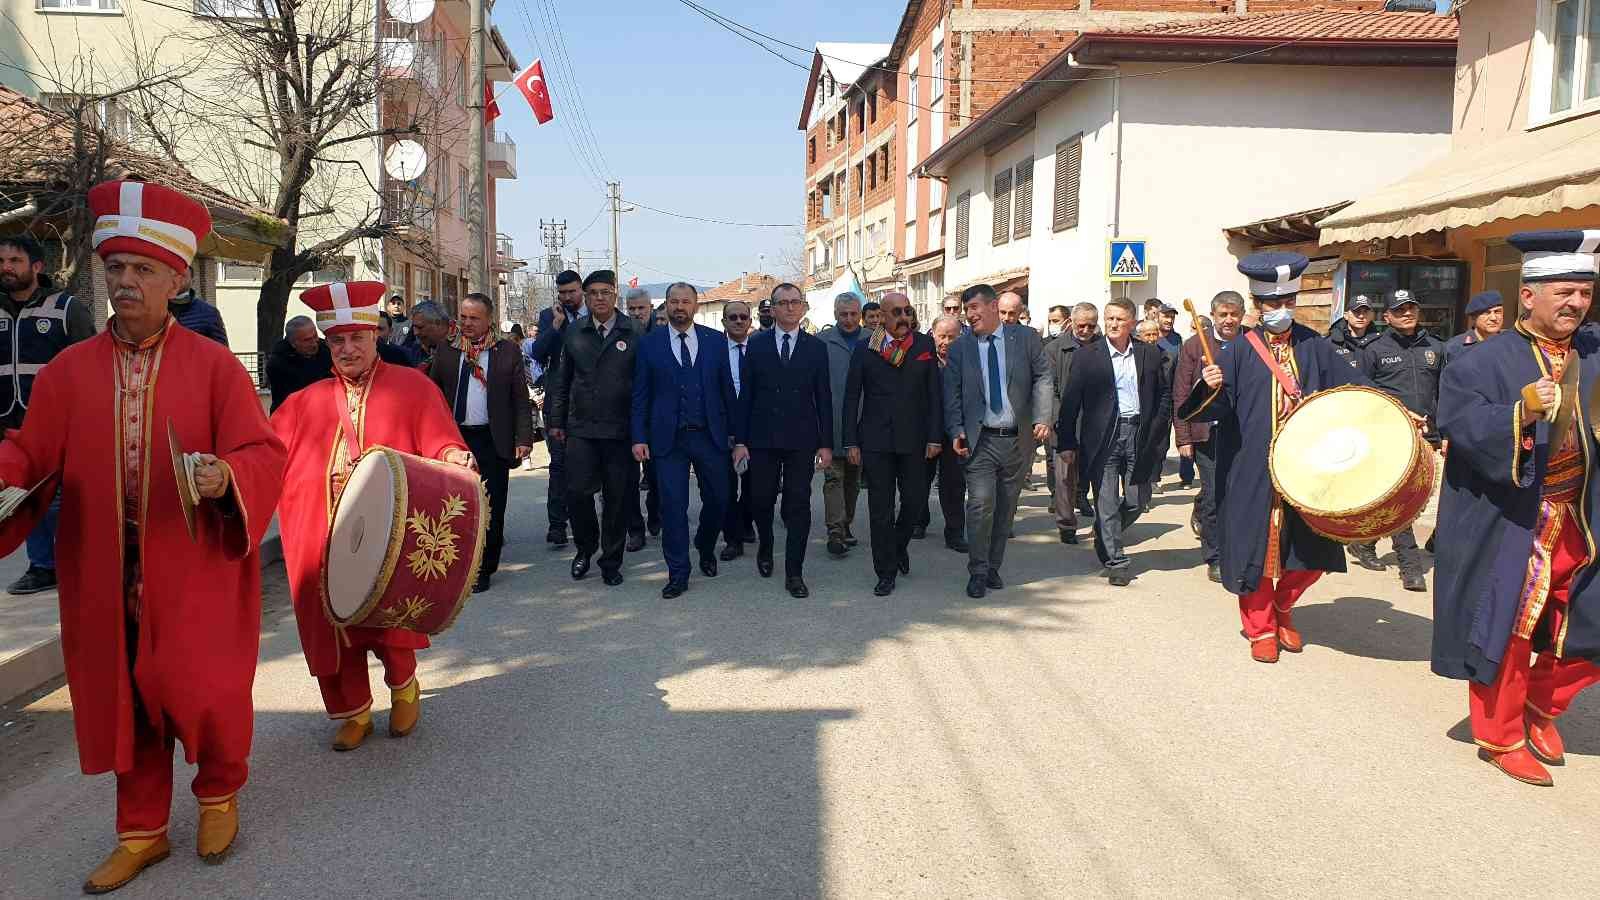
left=772, top=227, right=808, bottom=285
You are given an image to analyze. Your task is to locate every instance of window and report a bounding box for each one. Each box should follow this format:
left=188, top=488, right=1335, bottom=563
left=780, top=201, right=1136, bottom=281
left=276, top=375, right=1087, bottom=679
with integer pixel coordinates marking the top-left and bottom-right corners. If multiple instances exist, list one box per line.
left=36, top=0, right=121, bottom=11
left=867, top=156, right=877, bottom=191
left=834, top=236, right=846, bottom=265
left=1053, top=135, right=1083, bottom=232
left=954, top=191, right=970, bottom=260
left=855, top=99, right=865, bottom=133
left=413, top=267, right=433, bottom=301
left=820, top=180, right=832, bottom=218
left=1484, top=241, right=1524, bottom=309
left=906, top=170, right=917, bottom=221
left=929, top=176, right=942, bottom=212
left=1012, top=157, right=1034, bottom=240
left=221, top=261, right=264, bottom=283
left=808, top=137, right=816, bottom=164
left=907, top=71, right=919, bottom=122
left=868, top=92, right=878, bottom=124
left=855, top=162, right=865, bottom=198
left=991, top=169, right=1012, bottom=246
left=41, top=93, right=134, bottom=140
left=929, top=208, right=943, bottom=245
left=194, top=0, right=276, bottom=17
left=931, top=43, right=945, bottom=100
left=906, top=222, right=916, bottom=257
left=296, top=260, right=351, bottom=284
left=1538, top=0, right=1600, bottom=117
left=459, top=165, right=469, bottom=218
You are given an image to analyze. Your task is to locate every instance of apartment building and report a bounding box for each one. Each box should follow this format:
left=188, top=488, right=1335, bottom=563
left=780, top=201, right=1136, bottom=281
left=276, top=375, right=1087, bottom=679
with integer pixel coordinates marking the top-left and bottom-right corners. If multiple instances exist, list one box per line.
left=799, top=42, right=896, bottom=306
left=1, top=0, right=517, bottom=356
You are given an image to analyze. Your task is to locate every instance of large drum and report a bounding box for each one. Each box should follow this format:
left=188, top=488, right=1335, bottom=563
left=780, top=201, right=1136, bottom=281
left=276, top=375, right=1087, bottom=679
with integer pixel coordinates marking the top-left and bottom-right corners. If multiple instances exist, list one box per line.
left=1268, top=385, right=1435, bottom=543
left=323, top=447, right=487, bottom=635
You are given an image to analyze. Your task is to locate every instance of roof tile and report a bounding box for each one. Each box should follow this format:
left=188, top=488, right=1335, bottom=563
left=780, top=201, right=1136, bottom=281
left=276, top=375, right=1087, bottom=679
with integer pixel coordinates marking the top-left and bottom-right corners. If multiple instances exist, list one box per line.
left=1101, top=7, right=1457, bottom=41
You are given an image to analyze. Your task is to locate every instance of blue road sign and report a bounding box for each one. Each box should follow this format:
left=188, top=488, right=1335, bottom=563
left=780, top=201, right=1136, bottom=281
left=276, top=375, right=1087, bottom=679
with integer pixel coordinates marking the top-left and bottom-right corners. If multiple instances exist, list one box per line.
left=1108, top=240, right=1148, bottom=282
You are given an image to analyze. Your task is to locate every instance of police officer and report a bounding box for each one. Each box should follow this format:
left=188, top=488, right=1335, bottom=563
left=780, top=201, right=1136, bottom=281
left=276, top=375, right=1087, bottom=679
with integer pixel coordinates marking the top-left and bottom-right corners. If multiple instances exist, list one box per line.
left=1350, top=289, right=1441, bottom=590
left=0, top=234, right=96, bottom=595
left=1442, top=290, right=1504, bottom=366
left=755, top=297, right=775, bottom=332
left=1328, top=294, right=1383, bottom=369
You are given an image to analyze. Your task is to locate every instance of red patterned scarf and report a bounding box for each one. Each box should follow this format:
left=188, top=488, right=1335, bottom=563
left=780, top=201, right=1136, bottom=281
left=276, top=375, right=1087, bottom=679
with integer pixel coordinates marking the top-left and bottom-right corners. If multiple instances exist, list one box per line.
left=867, top=327, right=913, bottom=367
left=457, top=332, right=493, bottom=386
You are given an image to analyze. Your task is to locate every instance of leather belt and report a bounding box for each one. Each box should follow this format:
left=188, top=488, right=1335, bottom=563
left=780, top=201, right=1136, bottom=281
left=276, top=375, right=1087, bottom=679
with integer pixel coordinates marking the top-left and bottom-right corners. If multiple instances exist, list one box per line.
left=680, top=424, right=704, bottom=432
left=980, top=425, right=1019, bottom=436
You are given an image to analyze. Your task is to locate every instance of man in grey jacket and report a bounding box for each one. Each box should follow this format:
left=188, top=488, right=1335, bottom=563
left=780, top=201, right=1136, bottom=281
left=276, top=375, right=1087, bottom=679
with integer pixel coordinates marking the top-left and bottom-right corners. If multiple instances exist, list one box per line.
left=816, top=292, right=869, bottom=557
left=943, top=284, right=1053, bottom=599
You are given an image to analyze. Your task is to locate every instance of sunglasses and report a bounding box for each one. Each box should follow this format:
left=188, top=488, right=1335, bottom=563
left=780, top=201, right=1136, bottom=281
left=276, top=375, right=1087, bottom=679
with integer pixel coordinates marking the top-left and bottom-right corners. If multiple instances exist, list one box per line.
left=884, top=307, right=909, bottom=316
left=725, top=314, right=751, bottom=321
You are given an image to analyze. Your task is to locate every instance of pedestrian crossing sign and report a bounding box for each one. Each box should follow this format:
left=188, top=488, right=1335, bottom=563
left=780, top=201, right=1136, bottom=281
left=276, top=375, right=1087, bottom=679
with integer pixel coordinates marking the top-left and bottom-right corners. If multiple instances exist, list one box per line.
left=1108, top=240, right=1148, bottom=282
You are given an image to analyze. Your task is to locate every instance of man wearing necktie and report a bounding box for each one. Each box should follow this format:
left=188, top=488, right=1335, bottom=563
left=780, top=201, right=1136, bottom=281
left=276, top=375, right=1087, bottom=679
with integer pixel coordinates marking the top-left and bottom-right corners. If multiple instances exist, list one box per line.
left=719, top=301, right=758, bottom=561
left=941, top=284, right=1053, bottom=599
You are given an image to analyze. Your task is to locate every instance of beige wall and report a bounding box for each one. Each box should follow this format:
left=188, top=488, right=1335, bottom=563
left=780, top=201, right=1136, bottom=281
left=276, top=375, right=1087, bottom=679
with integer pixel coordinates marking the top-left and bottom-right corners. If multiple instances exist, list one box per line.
left=1453, top=0, right=1539, bottom=147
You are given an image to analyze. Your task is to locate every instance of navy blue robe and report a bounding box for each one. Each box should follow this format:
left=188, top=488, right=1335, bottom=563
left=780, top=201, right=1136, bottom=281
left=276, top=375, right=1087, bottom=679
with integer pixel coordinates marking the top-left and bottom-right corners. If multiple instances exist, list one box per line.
left=1433, top=328, right=1600, bottom=684
left=1178, top=323, right=1364, bottom=595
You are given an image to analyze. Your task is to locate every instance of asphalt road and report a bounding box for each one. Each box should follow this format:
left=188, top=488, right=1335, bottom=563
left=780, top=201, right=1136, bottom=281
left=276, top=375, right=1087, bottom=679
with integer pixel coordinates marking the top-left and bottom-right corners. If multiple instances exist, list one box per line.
left=2, top=458, right=1599, bottom=899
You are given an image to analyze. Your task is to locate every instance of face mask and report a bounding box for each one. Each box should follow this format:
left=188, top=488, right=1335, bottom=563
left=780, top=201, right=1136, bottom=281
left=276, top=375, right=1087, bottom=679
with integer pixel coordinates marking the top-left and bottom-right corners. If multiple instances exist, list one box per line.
left=1261, top=308, right=1294, bottom=333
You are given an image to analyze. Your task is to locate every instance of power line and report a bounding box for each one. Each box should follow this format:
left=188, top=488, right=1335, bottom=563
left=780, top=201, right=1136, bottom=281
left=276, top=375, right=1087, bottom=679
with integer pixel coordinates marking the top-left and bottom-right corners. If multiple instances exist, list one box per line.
left=528, top=0, right=615, bottom=183
left=566, top=202, right=609, bottom=245
left=624, top=198, right=798, bottom=228
left=624, top=259, right=720, bottom=285
left=512, top=0, right=610, bottom=192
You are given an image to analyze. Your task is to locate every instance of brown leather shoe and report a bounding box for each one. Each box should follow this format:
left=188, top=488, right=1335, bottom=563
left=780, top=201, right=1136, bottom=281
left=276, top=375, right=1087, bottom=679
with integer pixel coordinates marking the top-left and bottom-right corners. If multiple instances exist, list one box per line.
left=196, top=800, right=238, bottom=863
left=332, top=717, right=373, bottom=751
left=1250, top=637, right=1280, bottom=664
left=1277, top=613, right=1305, bottom=653
left=389, top=687, right=420, bottom=738
left=1479, top=747, right=1554, bottom=786
left=83, top=837, right=170, bottom=894
left=1527, top=716, right=1567, bottom=766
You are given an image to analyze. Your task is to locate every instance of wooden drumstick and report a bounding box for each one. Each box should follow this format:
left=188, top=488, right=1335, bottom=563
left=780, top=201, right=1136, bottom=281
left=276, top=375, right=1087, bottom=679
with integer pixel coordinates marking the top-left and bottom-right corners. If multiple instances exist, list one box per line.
left=1183, top=298, right=1215, bottom=367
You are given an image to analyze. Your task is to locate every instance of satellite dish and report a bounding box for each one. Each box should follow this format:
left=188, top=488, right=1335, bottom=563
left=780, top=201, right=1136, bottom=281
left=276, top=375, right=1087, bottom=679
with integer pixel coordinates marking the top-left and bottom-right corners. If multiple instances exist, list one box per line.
left=384, top=140, right=429, bottom=181
left=380, top=37, right=415, bottom=71
left=385, top=0, right=434, bottom=24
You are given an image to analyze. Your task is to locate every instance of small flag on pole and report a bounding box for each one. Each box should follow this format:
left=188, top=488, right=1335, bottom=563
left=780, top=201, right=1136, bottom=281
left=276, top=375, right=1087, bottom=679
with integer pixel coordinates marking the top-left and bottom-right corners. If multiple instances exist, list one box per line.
left=513, top=58, right=554, bottom=124
left=628, top=276, right=639, bottom=289
left=485, top=83, right=501, bottom=125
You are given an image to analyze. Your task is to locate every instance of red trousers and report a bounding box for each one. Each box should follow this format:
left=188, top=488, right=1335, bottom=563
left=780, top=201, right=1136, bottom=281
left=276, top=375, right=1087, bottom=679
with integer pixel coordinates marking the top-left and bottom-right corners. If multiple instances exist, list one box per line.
left=1238, top=570, right=1322, bottom=641
left=116, top=714, right=247, bottom=840
left=1469, top=517, right=1600, bottom=751
left=317, top=638, right=417, bottom=719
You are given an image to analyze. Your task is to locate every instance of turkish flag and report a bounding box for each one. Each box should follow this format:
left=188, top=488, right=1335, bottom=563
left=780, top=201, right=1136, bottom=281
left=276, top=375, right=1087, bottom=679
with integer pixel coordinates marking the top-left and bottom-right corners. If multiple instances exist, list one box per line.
left=628, top=276, right=639, bottom=289
left=484, top=83, right=501, bottom=125
left=513, top=58, right=554, bottom=125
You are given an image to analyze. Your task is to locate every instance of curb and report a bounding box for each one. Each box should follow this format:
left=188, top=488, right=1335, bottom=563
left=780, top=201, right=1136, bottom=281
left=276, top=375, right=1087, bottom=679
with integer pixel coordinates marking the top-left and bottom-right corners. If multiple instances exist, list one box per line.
left=0, top=532, right=286, bottom=706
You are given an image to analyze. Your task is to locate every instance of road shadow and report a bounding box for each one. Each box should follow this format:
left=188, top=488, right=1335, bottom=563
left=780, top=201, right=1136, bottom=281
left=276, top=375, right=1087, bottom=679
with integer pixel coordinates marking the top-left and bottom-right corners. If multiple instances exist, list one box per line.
left=1289, top=596, right=1432, bottom=662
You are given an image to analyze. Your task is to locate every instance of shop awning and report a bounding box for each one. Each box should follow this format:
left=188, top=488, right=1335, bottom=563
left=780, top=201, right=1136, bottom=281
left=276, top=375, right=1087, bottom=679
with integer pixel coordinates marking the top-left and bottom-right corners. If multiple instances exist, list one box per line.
left=1318, top=122, right=1600, bottom=244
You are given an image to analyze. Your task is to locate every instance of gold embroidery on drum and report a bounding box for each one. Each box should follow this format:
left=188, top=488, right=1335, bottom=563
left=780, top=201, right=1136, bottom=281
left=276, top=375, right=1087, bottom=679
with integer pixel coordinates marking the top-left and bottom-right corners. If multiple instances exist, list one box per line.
left=406, top=494, right=467, bottom=580
left=378, top=595, right=435, bottom=630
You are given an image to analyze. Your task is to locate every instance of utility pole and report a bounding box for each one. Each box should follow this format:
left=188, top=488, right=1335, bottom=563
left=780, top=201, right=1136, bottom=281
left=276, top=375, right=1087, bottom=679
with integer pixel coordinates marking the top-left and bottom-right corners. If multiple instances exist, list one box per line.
left=467, top=0, right=487, bottom=293
left=539, top=219, right=566, bottom=276
left=608, top=181, right=621, bottom=277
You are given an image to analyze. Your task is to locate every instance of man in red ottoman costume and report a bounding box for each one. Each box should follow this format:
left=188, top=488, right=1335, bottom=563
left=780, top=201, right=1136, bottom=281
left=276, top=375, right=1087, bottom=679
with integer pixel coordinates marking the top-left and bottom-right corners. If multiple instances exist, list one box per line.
left=272, top=281, right=474, bottom=751
left=0, top=180, right=285, bottom=892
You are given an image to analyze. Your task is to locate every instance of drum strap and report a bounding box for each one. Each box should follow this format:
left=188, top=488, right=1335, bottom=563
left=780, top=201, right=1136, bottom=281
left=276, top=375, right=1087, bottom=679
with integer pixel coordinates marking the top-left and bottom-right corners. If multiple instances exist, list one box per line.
left=1244, top=331, right=1301, bottom=401
left=333, top=377, right=364, bottom=465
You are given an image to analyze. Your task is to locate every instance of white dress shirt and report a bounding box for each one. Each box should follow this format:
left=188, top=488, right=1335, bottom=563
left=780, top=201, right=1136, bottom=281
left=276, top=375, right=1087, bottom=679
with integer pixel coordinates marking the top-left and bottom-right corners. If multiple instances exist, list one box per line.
left=775, top=325, right=801, bottom=360
left=462, top=348, right=490, bottom=426
left=728, top=338, right=748, bottom=396
left=976, top=329, right=1017, bottom=429
left=593, top=311, right=615, bottom=342
left=671, top=323, right=699, bottom=365
left=1108, top=338, right=1140, bottom=417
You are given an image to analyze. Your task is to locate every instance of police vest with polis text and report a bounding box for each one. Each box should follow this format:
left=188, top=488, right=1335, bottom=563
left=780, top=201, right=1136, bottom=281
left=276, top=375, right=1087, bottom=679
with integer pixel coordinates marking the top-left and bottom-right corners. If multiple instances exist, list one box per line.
left=0, top=289, right=80, bottom=425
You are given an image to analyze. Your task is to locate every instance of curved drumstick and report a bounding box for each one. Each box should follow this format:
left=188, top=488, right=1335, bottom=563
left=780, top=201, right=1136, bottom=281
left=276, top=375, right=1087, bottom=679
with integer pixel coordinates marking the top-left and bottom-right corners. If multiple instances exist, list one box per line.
left=1183, top=298, right=1215, bottom=367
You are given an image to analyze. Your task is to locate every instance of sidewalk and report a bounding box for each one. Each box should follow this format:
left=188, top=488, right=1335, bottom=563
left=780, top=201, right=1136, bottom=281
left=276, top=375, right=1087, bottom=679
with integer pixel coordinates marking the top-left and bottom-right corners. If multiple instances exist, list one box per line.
left=0, top=520, right=283, bottom=704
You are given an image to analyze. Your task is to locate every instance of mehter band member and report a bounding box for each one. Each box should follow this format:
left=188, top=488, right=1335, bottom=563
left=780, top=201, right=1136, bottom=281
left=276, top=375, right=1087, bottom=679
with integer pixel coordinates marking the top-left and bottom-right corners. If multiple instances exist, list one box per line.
left=0, top=180, right=285, bottom=892
left=1178, top=252, right=1364, bottom=664
left=1434, top=229, right=1600, bottom=788
left=274, top=281, right=475, bottom=752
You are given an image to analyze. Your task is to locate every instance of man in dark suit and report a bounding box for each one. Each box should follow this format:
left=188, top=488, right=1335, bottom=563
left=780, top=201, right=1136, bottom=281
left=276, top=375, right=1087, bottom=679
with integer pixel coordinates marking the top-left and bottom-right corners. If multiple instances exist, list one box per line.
left=547, top=270, right=639, bottom=587
left=926, top=314, right=968, bottom=551
left=738, top=282, right=834, bottom=598
left=1056, top=297, right=1171, bottom=587
left=631, top=282, right=738, bottom=599
left=427, top=292, right=535, bottom=592
left=719, top=300, right=758, bottom=561
left=1042, top=302, right=1100, bottom=543
left=843, top=291, right=943, bottom=596
left=526, top=269, right=586, bottom=547
left=942, top=284, right=1053, bottom=599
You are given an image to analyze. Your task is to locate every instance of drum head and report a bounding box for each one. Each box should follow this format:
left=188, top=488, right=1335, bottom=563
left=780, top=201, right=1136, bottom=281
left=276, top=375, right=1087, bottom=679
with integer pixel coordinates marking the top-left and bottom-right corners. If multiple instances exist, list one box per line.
left=1272, top=389, right=1414, bottom=514
left=327, top=452, right=403, bottom=620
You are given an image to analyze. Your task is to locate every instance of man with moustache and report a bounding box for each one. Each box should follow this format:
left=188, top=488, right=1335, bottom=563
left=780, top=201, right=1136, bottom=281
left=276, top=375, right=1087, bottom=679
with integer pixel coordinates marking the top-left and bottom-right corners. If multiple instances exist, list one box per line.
left=625, top=287, right=654, bottom=330
left=1043, top=302, right=1098, bottom=545
left=719, top=300, right=758, bottom=561
left=1443, top=290, right=1506, bottom=366
left=527, top=269, right=587, bottom=547
left=1174, top=291, right=1244, bottom=583
left=738, top=283, right=834, bottom=598
left=624, top=287, right=661, bottom=541
left=548, top=271, right=640, bottom=586
left=843, top=292, right=942, bottom=596
left=925, top=314, right=968, bottom=551
left=817, top=292, right=868, bottom=556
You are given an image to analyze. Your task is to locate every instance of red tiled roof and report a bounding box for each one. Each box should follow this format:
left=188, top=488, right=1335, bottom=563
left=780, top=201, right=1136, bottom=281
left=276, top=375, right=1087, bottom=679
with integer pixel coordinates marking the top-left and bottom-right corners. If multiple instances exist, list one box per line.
left=699, top=273, right=780, bottom=304
left=1101, top=8, right=1457, bottom=42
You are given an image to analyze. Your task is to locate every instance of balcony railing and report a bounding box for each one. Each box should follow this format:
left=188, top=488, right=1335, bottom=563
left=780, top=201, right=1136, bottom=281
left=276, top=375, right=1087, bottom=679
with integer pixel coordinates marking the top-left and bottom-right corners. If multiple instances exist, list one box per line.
left=487, top=131, right=516, bottom=179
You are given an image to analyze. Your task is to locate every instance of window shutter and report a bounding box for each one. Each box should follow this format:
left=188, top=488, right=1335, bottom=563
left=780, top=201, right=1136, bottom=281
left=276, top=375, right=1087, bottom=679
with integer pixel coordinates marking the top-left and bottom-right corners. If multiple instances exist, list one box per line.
left=1052, top=136, right=1082, bottom=232
left=991, top=169, right=1012, bottom=246
left=1013, top=157, right=1033, bottom=240
left=955, top=191, right=970, bottom=260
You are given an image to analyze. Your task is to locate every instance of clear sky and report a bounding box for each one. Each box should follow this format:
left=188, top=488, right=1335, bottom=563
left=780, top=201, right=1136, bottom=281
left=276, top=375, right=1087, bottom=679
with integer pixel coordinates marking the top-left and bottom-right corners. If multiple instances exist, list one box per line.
left=492, top=0, right=903, bottom=287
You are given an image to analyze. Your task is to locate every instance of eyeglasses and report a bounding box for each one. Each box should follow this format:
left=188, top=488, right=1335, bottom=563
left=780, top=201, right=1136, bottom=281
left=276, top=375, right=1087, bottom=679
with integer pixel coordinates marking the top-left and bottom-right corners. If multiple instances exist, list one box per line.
left=775, top=298, right=806, bottom=307
left=724, top=314, right=751, bottom=321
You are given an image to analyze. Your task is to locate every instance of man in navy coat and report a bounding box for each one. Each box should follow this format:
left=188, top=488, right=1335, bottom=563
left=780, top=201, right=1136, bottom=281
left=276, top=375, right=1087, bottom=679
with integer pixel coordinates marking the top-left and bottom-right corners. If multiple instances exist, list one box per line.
left=528, top=269, right=586, bottom=547
left=1179, top=252, right=1364, bottom=664
left=1434, top=230, right=1600, bottom=788
left=737, top=282, right=833, bottom=598
left=631, top=282, right=738, bottom=599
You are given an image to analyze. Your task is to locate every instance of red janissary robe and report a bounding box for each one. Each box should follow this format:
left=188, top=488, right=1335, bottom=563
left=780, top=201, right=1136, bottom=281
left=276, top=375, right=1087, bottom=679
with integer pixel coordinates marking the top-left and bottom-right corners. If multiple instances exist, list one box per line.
left=271, top=359, right=466, bottom=676
left=0, top=324, right=284, bottom=775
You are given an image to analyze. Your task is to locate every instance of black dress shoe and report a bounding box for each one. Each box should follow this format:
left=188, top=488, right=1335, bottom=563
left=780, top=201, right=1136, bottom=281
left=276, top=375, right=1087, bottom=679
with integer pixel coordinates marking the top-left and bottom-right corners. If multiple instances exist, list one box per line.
left=1207, top=563, right=1223, bottom=584
left=827, top=537, right=847, bottom=557
left=843, top=531, right=859, bottom=547
left=1401, top=572, right=1427, bottom=592
left=742, top=529, right=758, bottom=544
left=785, top=576, right=809, bottom=598
left=911, top=524, right=927, bottom=540
left=571, top=554, right=591, bottom=580
left=757, top=553, right=774, bottom=578
left=700, top=554, right=718, bottom=578
left=602, top=570, right=624, bottom=586
left=946, top=538, right=970, bottom=553
left=874, top=576, right=896, bottom=596
left=626, top=531, right=646, bottom=552
left=966, top=574, right=987, bottom=599
left=719, top=543, right=743, bottom=561
left=985, top=569, right=1004, bottom=590
left=1108, top=569, right=1132, bottom=587
left=1059, top=530, right=1079, bottom=544
left=647, top=519, right=662, bottom=536
left=661, top=580, right=688, bottom=599
left=897, top=550, right=911, bottom=575
left=473, top=572, right=491, bottom=593
left=547, top=527, right=569, bottom=547
left=6, top=566, right=56, bottom=595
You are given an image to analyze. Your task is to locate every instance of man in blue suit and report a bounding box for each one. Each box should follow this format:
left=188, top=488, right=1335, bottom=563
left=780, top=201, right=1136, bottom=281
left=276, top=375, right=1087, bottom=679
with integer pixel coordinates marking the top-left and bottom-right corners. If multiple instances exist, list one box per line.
left=528, top=269, right=586, bottom=547
left=631, top=282, right=739, bottom=599
left=737, top=282, right=834, bottom=598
